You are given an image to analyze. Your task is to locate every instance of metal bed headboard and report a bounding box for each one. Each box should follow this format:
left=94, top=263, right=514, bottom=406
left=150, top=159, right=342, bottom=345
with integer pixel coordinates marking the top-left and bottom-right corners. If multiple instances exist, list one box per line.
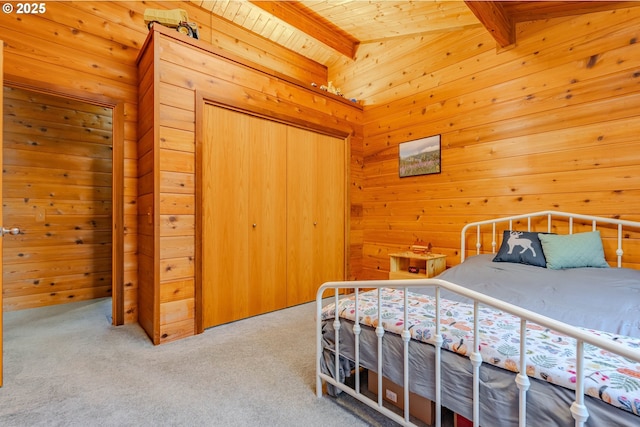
left=460, top=210, right=640, bottom=267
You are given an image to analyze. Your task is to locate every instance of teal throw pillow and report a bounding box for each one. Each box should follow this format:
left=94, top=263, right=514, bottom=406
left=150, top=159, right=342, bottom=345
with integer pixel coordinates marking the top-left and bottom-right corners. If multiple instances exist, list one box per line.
left=538, top=231, right=609, bottom=269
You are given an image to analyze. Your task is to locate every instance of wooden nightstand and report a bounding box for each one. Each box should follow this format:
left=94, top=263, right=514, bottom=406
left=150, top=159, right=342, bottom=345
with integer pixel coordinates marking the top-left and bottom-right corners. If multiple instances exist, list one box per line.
left=389, top=252, right=447, bottom=280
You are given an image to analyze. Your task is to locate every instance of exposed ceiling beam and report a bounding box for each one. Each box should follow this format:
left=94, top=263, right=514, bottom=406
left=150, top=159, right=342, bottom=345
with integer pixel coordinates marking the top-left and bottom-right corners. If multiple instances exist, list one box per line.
left=464, top=1, right=514, bottom=48
left=465, top=1, right=639, bottom=48
left=504, top=1, right=640, bottom=22
left=250, top=1, right=360, bottom=59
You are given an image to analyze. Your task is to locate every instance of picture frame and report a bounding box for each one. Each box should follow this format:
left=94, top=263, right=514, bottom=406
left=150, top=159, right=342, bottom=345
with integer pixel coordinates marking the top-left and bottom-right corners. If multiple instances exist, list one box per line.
left=398, top=134, right=441, bottom=178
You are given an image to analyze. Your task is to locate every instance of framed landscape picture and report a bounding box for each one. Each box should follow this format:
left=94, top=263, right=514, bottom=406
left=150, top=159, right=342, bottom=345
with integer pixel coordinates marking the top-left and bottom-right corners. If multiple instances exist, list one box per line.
left=398, top=134, right=441, bottom=177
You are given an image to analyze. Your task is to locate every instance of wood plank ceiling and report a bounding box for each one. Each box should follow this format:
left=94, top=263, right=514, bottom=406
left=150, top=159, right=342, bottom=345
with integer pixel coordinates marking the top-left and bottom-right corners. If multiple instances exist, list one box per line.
left=191, top=1, right=480, bottom=65
left=191, top=1, right=639, bottom=66
left=188, top=1, right=640, bottom=105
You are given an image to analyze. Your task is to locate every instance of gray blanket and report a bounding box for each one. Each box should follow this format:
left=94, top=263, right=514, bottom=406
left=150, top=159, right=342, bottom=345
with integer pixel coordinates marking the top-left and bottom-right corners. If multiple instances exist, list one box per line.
left=433, top=254, right=640, bottom=338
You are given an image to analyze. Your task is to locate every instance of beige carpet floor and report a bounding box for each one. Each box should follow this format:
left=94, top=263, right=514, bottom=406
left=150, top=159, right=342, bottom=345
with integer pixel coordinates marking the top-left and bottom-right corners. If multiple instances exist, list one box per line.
left=0, top=297, right=410, bottom=427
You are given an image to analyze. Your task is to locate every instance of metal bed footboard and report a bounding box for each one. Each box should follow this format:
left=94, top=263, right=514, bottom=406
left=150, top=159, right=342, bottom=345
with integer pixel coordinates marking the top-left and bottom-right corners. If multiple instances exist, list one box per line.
left=315, top=278, right=640, bottom=427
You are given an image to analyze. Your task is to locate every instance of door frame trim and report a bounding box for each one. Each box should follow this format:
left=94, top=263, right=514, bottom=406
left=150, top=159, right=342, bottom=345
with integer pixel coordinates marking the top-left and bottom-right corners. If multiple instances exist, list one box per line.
left=2, top=76, right=126, bottom=325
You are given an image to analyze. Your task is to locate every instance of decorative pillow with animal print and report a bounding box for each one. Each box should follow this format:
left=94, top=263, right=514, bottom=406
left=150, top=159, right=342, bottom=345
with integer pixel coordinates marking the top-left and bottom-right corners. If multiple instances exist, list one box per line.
left=492, top=230, right=549, bottom=267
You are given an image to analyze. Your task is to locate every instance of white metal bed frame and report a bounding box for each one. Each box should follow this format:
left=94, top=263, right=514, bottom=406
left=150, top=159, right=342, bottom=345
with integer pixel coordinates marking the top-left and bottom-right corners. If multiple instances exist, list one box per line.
left=315, top=211, right=640, bottom=427
left=461, top=210, right=639, bottom=265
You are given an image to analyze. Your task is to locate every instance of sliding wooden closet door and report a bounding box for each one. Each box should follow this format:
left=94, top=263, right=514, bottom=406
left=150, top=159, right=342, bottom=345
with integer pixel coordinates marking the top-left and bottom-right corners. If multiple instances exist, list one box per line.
left=287, top=127, right=345, bottom=305
left=202, top=106, right=249, bottom=328
left=286, top=129, right=314, bottom=305
left=248, top=116, right=287, bottom=316
left=314, top=132, right=346, bottom=289
left=201, top=105, right=287, bottom=328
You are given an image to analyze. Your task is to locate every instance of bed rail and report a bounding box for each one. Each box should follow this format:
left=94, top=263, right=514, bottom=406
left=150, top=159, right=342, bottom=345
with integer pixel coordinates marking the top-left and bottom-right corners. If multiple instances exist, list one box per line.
left=316, top=278, right=640, bottom=427
left=460, top=210, right=640, bottom=266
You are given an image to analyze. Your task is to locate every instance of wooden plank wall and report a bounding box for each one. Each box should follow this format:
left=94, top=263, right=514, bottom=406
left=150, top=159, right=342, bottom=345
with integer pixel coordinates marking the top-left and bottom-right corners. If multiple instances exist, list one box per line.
left=0, top=1, right=336, bottom=324
left=136, top=35, right=158, bottom=339
left=355, top=7, right=640, bottom=278
left=5, top=0, right=637, bottom=336
left=2, top=87, right=113, bottom=310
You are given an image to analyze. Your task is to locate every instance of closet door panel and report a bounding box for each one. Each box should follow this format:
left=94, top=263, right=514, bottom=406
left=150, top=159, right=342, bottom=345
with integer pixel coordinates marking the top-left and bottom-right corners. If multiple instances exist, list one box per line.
left=202, top=106, right=288, bottom=328
left=247, top=116, right=287, bottom=316
left=315, top=133, right=346, bottom=287
left=203, top=107, right=345, bottom=325
left=202, top=106, right=251, bottom=327
left=287, top=127, right=345, bottom=305
left=286, top=127, right=315, bottom=305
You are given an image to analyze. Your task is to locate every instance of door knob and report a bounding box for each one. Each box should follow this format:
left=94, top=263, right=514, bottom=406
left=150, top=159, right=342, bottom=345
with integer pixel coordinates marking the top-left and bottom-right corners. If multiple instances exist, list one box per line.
left=2, top=227, right=20, bottom=236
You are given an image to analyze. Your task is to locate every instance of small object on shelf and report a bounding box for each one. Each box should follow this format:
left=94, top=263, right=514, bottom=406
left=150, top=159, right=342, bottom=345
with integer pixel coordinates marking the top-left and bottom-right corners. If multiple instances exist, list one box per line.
left=318, top=81, right=346, bottom=97
left=408, top=266, right=419, bottom=274
left=143, top=8, right=199, bottom=39
left=411, top=240, right=432, bottom=254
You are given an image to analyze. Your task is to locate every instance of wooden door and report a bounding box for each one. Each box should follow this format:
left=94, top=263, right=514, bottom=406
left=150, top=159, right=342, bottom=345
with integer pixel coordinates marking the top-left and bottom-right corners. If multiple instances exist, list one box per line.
left=202, top=105, right=250, bottom=327
left=201, top=105, right=287, bottom=328
left=314, top=132, right=346, bottom=288
left=287, top=127, right=346, bottom=305
left=248, top=117, right=287, bottom=316
left=286, top=128, right=315, bottom=305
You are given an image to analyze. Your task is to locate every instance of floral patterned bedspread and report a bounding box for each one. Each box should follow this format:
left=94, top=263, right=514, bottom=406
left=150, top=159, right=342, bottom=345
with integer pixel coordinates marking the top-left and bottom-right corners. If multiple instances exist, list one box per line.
left=321, top=288, right=640, bottom=416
